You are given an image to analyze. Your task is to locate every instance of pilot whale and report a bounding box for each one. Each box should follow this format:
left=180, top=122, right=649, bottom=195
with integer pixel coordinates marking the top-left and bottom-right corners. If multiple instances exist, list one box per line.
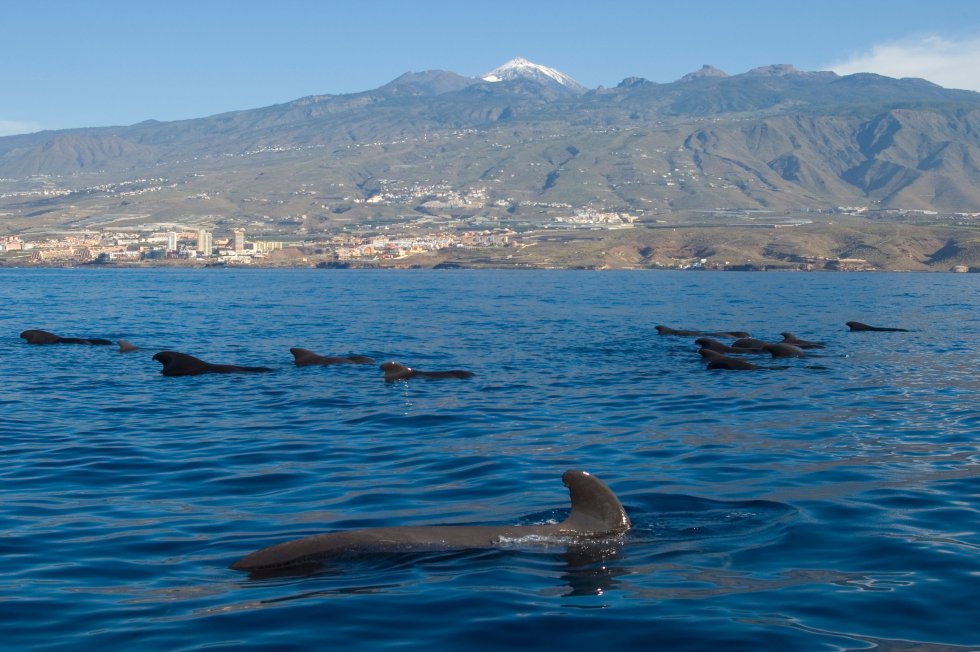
left=779, top=332, right=825, bottom=349
left=230, top=470, right=630, bottom=575
left=381, top=361, right=474, bottom=381
left=695, top=337, right=767, bottom=355
left=152, top=351, right=274, bottom=376
left=290, top=347, right=375, bottom=366
left=706, top=354, right=761, bottom=370
left=761, top=342, right=806, bottom=358
left=20, top=329, right=112, bottom=345
left=657, top=325, right=750, bottom=338
left=846, top=321, right=909, bottom=332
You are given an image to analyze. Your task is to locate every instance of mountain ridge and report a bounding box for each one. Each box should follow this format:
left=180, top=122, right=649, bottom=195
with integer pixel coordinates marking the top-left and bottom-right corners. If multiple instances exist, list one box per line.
left=3, top=58, right=980, bottom=258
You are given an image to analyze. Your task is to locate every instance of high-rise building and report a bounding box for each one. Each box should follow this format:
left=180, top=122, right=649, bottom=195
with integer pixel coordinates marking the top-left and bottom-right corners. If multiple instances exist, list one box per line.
left=232, top=229, right=246, bottom=254
left=197, top=229, right=213, bottom=256
left=167, top=231, right=178, bottom=252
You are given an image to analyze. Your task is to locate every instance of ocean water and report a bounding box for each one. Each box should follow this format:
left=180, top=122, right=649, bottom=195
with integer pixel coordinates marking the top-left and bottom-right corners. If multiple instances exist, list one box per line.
left=1, top=268, right=979, bottom=651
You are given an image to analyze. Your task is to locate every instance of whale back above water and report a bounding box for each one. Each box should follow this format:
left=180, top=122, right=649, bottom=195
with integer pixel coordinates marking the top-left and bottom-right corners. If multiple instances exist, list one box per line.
left=695, top=337, right=768, bottom=355
left=152, top=351, right=274, bottom=376
left=698, top=348, right=725, bottom=361
left=230, top=470, right=630, bottom=574
left=657, top=325, right=750, bottom=338
left=762, top=343, right=806, bottom=359
left=846, top=321, right=910, bottom=332
left=731, top=337, right=766, bottom=350
left=655, top=325, right=703, bottom=336
left=779, top=332, right=825, bottom=349
left=706, top=355, right=761, bottom=371
left=381, top=361, right=475, bottom=381
left=21, top=329, right=112, bottom=345
left=290, top=347, right=375, bottom=366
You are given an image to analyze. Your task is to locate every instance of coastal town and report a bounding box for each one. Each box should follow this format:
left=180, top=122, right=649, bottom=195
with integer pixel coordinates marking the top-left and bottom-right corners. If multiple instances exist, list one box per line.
left=1, top=204, right=977, bottom=271
left=0, top=175, right=643, bottom=267
left=1, top=174, right=977, bottom=271
left=0, top=226, right=526, bottom=267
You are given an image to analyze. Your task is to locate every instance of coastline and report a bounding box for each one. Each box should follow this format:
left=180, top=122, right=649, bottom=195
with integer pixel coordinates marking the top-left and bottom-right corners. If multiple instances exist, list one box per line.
left=1, top=259, right=976, bottom=272
left=5, top=215, right=979, bottom=272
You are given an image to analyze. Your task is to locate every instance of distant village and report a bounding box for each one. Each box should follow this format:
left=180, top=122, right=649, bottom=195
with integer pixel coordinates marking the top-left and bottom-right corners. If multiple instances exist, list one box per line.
left=2, top=169, right=976, bottom=270
left=0, top=169, right=653, bottom=267
left=0, top=226, right=531, bottom=267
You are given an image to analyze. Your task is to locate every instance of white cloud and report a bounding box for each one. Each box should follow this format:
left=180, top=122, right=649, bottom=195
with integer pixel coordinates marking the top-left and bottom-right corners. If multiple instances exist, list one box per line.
left=829, top=35, right=980, bottom=92
left=0, top=119, right=43, bottom=136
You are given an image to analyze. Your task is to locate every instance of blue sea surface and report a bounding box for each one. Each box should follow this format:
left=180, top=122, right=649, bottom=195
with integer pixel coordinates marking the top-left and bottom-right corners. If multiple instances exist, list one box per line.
left=1, top=268, right=979, bottom=651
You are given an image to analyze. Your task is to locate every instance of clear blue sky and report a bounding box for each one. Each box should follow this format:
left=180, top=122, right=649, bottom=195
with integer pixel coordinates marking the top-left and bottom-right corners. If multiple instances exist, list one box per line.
left=5, top=0, right=980, bottom=135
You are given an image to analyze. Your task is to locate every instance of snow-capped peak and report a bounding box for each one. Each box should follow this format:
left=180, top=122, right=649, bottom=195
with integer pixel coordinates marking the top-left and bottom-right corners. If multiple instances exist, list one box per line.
left=481, top=57, right=587, bottom=93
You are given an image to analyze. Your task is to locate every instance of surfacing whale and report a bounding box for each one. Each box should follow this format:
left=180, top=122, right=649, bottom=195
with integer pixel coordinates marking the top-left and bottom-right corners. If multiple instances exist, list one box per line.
left=731, top=337, right=767, bottom=350
left=846, top=321, right=910, bottom=332
left=657, top=325, right=750, bottom=338
left=381, top=361, right=474, bottom=381
left=695, top=337, right=768, bottom=355
left=152, top=351, right=274, bottom=376
left=230, top=470, right=630, bottom=575
left=761, top=343, right=806, bottom=359
left=706, top=354, right=761, bottom=370
left=290, top=347, right=375, bottom=366
left=779, top=332, right=825, bottom=349
left=20, top=329, right=112, bottom=345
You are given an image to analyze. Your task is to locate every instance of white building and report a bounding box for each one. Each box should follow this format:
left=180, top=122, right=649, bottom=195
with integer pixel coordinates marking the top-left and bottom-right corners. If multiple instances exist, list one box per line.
left=197, top=229, right=213, bottom=256
left=231, top=229, right=246, bottom=254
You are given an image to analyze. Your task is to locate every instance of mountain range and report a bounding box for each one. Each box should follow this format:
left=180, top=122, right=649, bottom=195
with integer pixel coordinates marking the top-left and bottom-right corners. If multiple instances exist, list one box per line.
left=3, top=57, right=980, bottom=270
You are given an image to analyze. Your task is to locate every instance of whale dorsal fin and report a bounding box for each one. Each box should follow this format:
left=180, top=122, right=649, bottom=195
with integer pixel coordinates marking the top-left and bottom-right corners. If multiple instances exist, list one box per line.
left=290, top=347, right=320, bottom=364
left=558, top=470, right=630, bottom=535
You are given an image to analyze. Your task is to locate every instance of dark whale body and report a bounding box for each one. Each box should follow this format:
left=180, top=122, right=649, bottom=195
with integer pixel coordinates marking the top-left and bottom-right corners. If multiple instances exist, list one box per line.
left=381, top=361, right=474, bottom=381
left=230, top=470, right=630, bottom=575
left=779, top=332, right=825, bottom=349
left=846, top=321, right=910, bottom=332
left=152, top=351, right=273, bottom=376
left=714, top=331, right=752, bottom=339
left=761, top=343, right=806, bottom=359
left=698, top=348, right=723, bottom=361
left=290, top=347, right=375, bottom=366
left=695, top=337, right=768, bottom=355
left=20, top=329, right=112, bottom=345
left=657, top=325, right=750, bottom=338
left=656, top=325, right=703, bottom=336
left=731, top=337, right=767, bottom=350
left=706, top=355, right=761, bottom=370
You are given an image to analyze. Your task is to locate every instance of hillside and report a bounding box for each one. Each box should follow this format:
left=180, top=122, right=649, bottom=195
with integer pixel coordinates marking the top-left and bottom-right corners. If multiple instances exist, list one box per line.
left=2, top=61, right=980, bottom=270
